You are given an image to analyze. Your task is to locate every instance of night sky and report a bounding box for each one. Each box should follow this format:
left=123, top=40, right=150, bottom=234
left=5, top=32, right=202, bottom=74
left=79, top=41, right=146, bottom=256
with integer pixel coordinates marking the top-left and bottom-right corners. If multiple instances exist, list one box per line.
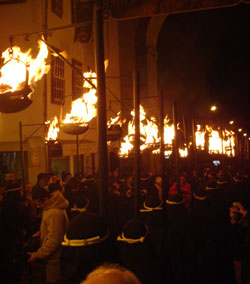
left=157, top=3, right=250, bottom=131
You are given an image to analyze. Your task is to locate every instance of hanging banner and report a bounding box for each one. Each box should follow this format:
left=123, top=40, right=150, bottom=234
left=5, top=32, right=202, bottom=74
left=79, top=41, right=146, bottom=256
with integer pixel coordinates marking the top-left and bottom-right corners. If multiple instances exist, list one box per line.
left=102, top=0, right=243, bottom=19
left=0, top=0, right=26, bottom=4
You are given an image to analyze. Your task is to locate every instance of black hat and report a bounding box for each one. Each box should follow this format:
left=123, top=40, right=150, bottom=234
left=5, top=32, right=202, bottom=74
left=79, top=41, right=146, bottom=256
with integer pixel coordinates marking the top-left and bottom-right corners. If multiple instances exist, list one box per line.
left=63, top=212, right=109, bottom=247
left=140, top=194, right=163, bottom=213
left=193, top=183, right=207, bottom=200
left=217, top=172, right=231, bottom=184
left=166, top=193, right=184, bottom=205
left=70, top=195, right=90, bottom=213
left=117, top=218, right=148, bottom=244
left=205, top=181, right=218, bottom=191
left=193, top=190, right=207, bottom=201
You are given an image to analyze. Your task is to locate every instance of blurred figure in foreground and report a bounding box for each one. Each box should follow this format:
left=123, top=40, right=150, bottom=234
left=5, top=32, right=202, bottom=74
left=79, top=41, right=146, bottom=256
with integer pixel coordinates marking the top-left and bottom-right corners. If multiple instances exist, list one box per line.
left=81, top=263, right=141, bottom=284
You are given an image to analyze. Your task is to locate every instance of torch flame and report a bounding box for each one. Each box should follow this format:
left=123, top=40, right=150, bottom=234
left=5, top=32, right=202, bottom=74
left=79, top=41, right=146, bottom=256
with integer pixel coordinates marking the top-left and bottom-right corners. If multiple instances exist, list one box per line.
left=107, top=111, right=122, bottom=128
left=119, top=105, right=160, bottom=157
left=63, top=71, right=97, bottom=126
left=119, top=107, right=185, bottom=157
left=46, top=116, right=59, bottom=142
left=195, top=124, right=235, bottom=157
left=0, top=38, right=50, bottom=94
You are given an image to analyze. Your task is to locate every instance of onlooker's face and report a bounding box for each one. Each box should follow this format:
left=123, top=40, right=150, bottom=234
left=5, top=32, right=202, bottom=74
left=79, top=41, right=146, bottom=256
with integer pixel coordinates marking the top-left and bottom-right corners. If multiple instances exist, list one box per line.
left=5, top=173, right=15, bottom=182
left=112, top=170, right=118, bottom=177
left=127, top=176, right=132, bottom=184
left=25, top=182, right=32, bottom=193
left=65, top=174, right=72, bottom=183
left=180, top=176, right=186, bottom=184
left=216, top=170, right=223, bottom=178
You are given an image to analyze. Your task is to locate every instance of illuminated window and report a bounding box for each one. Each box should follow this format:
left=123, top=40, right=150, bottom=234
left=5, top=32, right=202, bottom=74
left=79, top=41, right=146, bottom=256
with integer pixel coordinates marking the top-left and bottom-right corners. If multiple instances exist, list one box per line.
left=72, top=59, right=83, bottom=100
left=51, top=0, right=63, bottom=18
left=51, top=54, right=65, bottom=104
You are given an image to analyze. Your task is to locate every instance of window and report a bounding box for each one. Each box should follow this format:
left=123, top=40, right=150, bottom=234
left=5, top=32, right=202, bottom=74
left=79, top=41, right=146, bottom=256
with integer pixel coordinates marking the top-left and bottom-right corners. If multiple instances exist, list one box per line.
left=51, top=0, right=63, bottom=18
left=72, top=59, right=83, bottom=100
left=51, top=54, right=65, bottom=104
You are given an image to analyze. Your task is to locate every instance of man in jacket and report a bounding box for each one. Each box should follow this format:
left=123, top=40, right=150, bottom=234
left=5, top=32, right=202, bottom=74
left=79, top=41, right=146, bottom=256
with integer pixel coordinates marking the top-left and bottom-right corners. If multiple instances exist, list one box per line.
left=28, top=187, right=69, bottom=283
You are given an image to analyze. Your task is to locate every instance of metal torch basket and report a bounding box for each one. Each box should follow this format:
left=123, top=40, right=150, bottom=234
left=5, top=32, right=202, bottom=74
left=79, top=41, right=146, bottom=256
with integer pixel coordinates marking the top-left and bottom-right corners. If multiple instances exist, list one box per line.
left=0, top=56, right=32, bottom=113
left=128, top=133, right=146, bottom=146
left=61, top=123, right=89, bottom=135
left=107, top=125, right=122, bottom=141
left=0, top=85, right=33, bottom=113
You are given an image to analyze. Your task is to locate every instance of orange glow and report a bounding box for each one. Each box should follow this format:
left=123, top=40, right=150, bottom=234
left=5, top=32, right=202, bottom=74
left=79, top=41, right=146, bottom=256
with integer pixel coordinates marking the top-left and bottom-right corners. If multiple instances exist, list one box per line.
left=0, top=38, right=50, bottom=94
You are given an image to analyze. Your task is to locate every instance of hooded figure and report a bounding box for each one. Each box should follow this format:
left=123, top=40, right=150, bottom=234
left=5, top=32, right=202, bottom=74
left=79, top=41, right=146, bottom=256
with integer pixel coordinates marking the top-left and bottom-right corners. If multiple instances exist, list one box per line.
left=28, top=189, right=69, bottom=283
left=140, top=194, right=167, bottom=261
left=163, top=196, right=194, bottom=284
left=206, top=174, right=235, bottom=284
left=117, top=218, right=162, bottom=284
left=60, top=212, right=110, bottom=284
left=189, top=185, right=218, bottom=283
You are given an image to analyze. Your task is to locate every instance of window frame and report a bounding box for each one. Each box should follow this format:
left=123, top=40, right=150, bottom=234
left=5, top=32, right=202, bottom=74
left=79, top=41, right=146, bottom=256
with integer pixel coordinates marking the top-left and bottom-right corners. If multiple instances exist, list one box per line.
left=51, top=51, right=65, bottom=105
left=51, top=0, right=63, bottom=19
left=72, top=59, right=83, bottom=100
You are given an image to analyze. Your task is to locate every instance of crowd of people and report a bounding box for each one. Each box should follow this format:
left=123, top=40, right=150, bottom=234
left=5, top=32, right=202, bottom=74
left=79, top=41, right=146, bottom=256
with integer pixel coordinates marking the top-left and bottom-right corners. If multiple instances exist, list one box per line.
left=0, top=165, right=250, bottom=284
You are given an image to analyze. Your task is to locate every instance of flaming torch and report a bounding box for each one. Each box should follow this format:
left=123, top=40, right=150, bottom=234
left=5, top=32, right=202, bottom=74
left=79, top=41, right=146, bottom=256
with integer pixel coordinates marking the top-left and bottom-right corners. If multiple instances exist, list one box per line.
left=61, top=71, right=97, bottom=135
left=120, top=107, right=189, bottom=158
left=0, top=38, right=50, bottom=113
left=107, top=111, right=123, bottom=141
left=46, top=116, right=59, bottom=144
left=195, top=124, right=236, bottom=157
left=119, top=105, right=160, bottom=157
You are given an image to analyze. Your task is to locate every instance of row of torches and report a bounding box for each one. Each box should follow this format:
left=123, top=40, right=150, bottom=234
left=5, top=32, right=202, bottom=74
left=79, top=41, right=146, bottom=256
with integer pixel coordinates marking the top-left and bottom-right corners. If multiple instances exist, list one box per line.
left=0, top=39, right=236, bottom=158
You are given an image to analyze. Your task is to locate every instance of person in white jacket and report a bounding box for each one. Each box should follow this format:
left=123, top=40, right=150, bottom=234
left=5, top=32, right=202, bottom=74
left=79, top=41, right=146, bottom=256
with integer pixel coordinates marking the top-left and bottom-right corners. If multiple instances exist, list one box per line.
left=28, top=188, right=69, bottom=283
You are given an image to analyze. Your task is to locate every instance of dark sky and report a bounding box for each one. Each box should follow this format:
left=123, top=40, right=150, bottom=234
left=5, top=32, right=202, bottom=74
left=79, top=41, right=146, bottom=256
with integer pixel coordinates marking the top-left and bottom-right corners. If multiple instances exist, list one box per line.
left=157, top=2, right=250, bottom=131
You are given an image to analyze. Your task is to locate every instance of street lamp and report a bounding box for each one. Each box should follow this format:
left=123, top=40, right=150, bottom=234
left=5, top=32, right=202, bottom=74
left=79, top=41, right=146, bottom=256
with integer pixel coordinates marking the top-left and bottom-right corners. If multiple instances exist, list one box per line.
left=210, top=105, right=217, bottom=111
left=229, top=120, right=234, bottom=125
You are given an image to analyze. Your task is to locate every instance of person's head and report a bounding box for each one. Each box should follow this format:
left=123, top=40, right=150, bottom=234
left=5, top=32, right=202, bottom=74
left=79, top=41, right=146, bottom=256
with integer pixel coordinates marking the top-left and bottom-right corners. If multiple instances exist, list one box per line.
left=123, top=174, right=132, bottom=184
left=180, top=173, right=187, bottom=184
left=25, top=182, right=32, bottom=193
left=32, top=187, right=50, bottom=209
left=155, top=176, right=162, bottom=186
left=46, top=173, right=58, bottom=185
left=48, top=182, right=62, bottom=194
left=68, top=177, right=80, bottom=191
left=81, top=263, right=141, bottom=284
left=111, top=168, right=119, bottom=177
left=74, top=195, right=89, bottom=209
left=215, top=168, right=223, bottom=179
left=37, top=173, right=46, bottom=187
left=5, top=172, right=15, bottom=182
left=63, top=172, right=72, bottom=184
